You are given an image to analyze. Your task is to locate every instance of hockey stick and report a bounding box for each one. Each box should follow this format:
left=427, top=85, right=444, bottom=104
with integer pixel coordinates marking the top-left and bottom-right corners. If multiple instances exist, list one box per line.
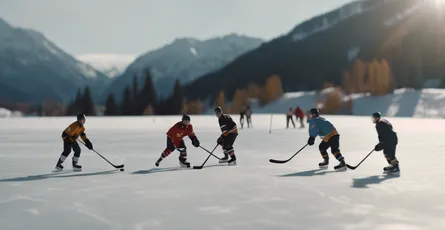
left=269, top=143, right=308, bottom=164
left=346, top=149, right=374, bottom=170
left=193, top=144, right=219, bottom=169
left=78, top=140, right=124, bottom=169
left=199, top=146, right=222, bottom=160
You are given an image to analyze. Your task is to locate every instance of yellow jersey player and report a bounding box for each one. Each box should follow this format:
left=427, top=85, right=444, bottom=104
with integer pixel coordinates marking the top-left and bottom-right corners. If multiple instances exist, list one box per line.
left=55, top=114, right=93, bottom=171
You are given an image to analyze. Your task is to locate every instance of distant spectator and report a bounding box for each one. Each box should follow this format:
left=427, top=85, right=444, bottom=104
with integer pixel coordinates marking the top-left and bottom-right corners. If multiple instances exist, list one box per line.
left=286, top=107, right=296, bottom=128
left=246, top=105, right=252, bottom=128
left=239, top=106, right=246, bottom=129
left=294, top=106, right=305, bottom=128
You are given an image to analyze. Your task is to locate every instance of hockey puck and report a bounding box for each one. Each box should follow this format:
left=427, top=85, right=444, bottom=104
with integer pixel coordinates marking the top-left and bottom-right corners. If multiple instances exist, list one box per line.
left=120, top=168, right=124, bottom=172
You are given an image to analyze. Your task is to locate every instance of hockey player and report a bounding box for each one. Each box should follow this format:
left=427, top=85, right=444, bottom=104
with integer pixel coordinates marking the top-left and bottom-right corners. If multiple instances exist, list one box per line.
left=307, top=108, right=346, bottom=171
left=294, top=106, right=305, bottom=128
left=214, top=107, right=238, bottom=165
left=155, top=114, right=200, bottom=168
left=286, top=107, right=296, bottom=128
left=55, top=114, right=93, bottom=171
left=372, top=112, right=399, bottom=174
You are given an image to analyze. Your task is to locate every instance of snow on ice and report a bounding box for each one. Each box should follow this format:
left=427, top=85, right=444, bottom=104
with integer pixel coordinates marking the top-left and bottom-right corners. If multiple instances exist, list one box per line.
left=0, top=115, right=444, bottom=230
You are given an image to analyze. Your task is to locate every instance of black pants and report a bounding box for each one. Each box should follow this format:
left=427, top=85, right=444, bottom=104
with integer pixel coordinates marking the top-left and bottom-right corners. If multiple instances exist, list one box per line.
left=286, top=115, right=295, bottom=128
left=318, top=135, right=344, bottom=161
left=164, top=137, right=187, bottom=161
left=240, top=115, right=245, bottom=128
left=222, top=133, right=238, bottom=157
left=61, top=139, right=81, bottom=161
left=383, top=136, right=398, bottom=163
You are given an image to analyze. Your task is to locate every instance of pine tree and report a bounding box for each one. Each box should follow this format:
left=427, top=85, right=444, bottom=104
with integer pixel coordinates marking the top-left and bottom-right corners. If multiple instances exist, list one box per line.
left=171, top=80, right=183, bottom=114
left=104, top=94, right=118, bottom=115
left=132, top=75, right=139, bottom=115
left=139, top=71, right=157, bottom=115
left=121, top=87, right=133, bottom=116
left=82, top=87, right=95, bottom=116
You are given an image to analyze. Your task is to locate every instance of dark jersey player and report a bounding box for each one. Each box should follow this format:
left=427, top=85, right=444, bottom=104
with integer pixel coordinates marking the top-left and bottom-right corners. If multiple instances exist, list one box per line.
left=372, top=112, right=399, bottom=174
left=214, top=107, right=238, bottom=165
left=155, top=115, right=200, bottom=168
left=307, top=108, right=346, bottom=171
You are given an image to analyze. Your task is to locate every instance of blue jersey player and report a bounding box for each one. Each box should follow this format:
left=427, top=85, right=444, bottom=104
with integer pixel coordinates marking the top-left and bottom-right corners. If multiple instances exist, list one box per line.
left=307, top=108, right=346, bottom=171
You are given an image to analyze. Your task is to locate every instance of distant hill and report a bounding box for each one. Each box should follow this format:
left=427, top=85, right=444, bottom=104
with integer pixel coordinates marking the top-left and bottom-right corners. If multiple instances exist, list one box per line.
left=183, top=0, right=444, bottom=103
left=0, top=18, right=110, bottom=104
left=103, top=34, right=263, bottom=102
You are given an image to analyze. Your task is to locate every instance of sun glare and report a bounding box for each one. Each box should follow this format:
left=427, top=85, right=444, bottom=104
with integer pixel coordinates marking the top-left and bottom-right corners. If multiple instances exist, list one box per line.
left=435, top=0, right=445, bottom=5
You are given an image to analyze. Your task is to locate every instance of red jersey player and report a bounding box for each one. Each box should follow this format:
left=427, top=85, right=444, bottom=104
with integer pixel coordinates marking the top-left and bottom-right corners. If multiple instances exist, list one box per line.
left=155, top=114, right=200, bottom=167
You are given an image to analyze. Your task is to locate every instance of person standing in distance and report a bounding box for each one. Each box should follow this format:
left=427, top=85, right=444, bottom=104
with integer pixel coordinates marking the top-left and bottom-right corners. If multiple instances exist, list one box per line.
left=372, top=112, right=399, bottom=174
left=155, top=115, right=200, bottom=168
left=307, top=108, right=346, bottom=171
left=239, top=106, right=246, bottom=129
left=286, top=107, right=296, bottom=128
left=55, top=114, right=93, bottom=171
left=214, top=107, right=238, bottom=165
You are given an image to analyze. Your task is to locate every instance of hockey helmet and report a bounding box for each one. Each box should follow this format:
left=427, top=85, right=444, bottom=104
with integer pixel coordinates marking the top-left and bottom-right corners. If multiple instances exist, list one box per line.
left=77, top=113, right=86, bottom=122
left=309, top=108, right=319, bottom=117
left=182, top=114, right=191, bottom=121
left=372, top=112, right=381, bottom=119
left=214, top=106, right=223, bottom=114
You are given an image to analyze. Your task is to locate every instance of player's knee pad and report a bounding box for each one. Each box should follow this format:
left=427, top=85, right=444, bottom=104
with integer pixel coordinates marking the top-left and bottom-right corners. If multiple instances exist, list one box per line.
left=330, top=147, right=340, bottom=155
left=223, top=144, right=233, bottom=151
left=162, top=148, right=173, bottom=158
left=73, top=151, right=81, bottom=158
left=61, top=149, right=71, bottom=157
left=319, top=142, right=328, bottom=153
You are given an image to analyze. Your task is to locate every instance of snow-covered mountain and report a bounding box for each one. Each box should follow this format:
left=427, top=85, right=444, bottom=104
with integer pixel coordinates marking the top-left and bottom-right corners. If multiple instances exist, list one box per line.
left=184, top=0, right=443, bottom=101
left=103, top=34, right=263, bottom=101
left=77, top=53, right=135, bottom=78
left=0, top=18, right=110, bottom=104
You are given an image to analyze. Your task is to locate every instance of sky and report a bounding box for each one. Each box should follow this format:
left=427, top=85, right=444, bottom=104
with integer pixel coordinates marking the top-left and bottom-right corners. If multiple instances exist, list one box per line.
left=0, top=0, right=351, bottom=57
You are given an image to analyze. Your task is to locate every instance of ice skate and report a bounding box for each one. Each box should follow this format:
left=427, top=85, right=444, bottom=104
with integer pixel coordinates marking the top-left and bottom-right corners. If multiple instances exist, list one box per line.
left=318, top=159, right=329, bottom=169
left=72, top=162, right=82, bottom=171
left=155, top=157, right=162, bottom=167
left=383, top=164, right=400, bottom=175
left=334, top=160, right=346, bottom=171
left=228, top=155, right=237, bottom=166
left=54, top=162, right=64, bottom=172
left=179, top=158, right=190, bottom=168
left=219, top=155, right=229, bottom=163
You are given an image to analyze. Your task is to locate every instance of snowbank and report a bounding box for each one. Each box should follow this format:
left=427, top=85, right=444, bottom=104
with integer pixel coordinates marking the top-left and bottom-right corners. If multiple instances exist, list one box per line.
left=0, top=108, right=24, bottom=118
left=0, top=108, right=11, bottom=117
left=252, top=88, right=445, bottom=118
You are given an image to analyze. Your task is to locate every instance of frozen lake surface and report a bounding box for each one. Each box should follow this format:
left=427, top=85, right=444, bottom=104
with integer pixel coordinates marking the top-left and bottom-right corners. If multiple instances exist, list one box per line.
left=0, top=115, right=444, bottom=230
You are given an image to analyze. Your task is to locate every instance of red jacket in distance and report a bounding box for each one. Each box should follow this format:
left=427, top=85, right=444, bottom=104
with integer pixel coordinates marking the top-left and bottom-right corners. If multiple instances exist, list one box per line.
left=166, top=122, right=196, bottom=147
left=295, top=107, right=305, bottom=118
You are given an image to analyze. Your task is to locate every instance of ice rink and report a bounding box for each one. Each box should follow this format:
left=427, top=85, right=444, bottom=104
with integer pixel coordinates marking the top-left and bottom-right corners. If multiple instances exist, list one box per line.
left=0, top=115, right=444, bottom=230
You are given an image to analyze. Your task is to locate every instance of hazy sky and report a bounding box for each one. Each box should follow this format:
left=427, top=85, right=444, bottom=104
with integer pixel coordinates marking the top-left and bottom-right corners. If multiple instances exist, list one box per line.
left=0, top=0, right=351, bottom=56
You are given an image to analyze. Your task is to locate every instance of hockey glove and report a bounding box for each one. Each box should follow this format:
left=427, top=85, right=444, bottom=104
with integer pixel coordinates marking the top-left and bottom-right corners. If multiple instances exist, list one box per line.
left=192, top=137, right=200, bottom=147
left=85, top=139, right=93, bottom=150
left=374, top=143, right=383, bottom=151
left=308, top=136, right=315, bottom=146
left=217, top=136, right=224, bottom=145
